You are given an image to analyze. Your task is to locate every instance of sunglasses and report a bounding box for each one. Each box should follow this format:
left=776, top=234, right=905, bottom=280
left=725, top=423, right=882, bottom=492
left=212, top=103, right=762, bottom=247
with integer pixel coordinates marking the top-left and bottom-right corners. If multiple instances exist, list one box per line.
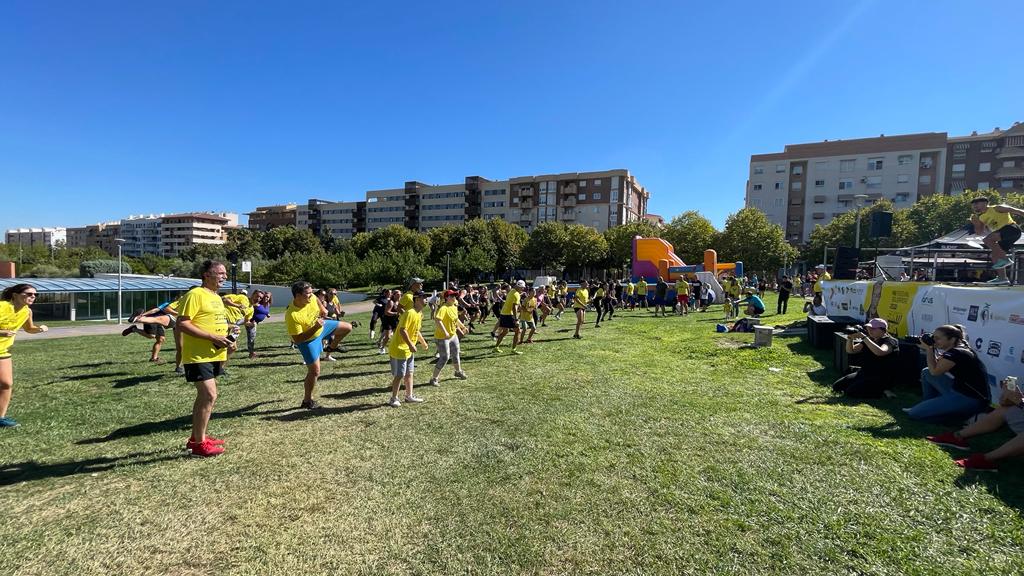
left=21, top=292, right=38, bottom=297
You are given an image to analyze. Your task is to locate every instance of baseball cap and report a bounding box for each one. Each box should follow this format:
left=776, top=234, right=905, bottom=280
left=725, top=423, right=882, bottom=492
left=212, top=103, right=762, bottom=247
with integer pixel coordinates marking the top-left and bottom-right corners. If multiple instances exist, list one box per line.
left=409, top=277, right=424, bottom=284
left=865, top=318, right=888, bottom=330
left=515, top=280, right=526, bottom=288
left=443, top=290, right=458, bottom=298
left=815, top=264, right=825, bottom=269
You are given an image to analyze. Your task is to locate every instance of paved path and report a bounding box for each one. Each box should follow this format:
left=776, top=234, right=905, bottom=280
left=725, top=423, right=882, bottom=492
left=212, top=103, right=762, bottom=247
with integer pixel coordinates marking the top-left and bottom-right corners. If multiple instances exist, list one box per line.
left=20, top=300, right=375, bottom=341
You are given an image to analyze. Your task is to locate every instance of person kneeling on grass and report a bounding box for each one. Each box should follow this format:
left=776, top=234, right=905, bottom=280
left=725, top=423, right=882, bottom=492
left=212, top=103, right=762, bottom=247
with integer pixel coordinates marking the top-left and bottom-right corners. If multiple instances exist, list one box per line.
left=429, top=290, right=467, bottom=387
left=388, top=291, right=429, bottom=407
left=926, top=378, right=1024, bottom=471
left=904, top=324, right=990, bottom=422
left=286, top=281, right=349, bottom=410
left=832, top=318, right=898, bottom=398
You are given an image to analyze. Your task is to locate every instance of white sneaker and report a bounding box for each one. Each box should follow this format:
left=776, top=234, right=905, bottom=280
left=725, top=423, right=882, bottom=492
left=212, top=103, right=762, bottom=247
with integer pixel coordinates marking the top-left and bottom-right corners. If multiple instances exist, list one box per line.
left=387, top=396, right=401, bottom=408
left=454, top=371, right=467, bottom=380
left=378, top=347, right=386, bottom=354
left=323, top=355, right=336, bottom=362
left=404, top=395, right=425, bottom=403
left=428, top=378, right=440, bottom=386
left=370, top=330, right=376, bottom=340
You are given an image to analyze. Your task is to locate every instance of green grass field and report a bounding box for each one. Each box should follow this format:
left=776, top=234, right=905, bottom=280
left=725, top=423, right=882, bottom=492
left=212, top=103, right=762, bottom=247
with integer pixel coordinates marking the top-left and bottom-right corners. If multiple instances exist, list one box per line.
left=2, top=295, right=1023, bottom=575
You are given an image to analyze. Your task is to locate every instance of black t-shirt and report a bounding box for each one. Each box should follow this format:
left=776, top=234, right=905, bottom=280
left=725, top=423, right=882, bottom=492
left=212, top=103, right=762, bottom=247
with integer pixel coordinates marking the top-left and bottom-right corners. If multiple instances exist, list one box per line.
left=780, top=280, right=793, bottom=296
left=940, top=346, right=990, bottom=401
left=655, top=281, right=668, bottom=297
left=852, top=335, right=899, bottom=376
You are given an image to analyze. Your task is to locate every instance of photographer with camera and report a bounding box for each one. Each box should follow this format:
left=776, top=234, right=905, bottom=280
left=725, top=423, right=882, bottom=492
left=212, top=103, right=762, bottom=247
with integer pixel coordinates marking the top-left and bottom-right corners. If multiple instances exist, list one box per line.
left=904, top=324, right=990, bottom=421
left=832, top=318, right=899, bottom=398
left=925, top=376, right=1024, bottom=471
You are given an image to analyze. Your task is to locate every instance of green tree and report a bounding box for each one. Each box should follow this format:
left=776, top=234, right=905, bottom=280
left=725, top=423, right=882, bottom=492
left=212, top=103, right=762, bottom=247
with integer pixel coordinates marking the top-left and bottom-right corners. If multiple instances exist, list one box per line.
left=487, top=218, right=529, bottom=276
left=522, top=221, right=570, bottom=272
left=564, top=224, right=608, bottom=277
left=715, top=208, right=797, bottom=276
left=259, top=226, right=325, bottom=260
left=661, top=211, right=719, bottom=265
left=80, top=260, right=132, bottom=277
left=350, top=225, right=430, bottom=258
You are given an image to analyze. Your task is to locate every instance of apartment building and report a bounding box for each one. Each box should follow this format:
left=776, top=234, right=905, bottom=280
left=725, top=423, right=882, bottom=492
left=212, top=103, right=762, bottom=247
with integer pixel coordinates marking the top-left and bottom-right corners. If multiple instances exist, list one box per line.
left=65, top=222, right=123, bottom=255
left=246, top=204, right=298, bottom=231
left=747, top=133, right=947, bottom=242
left=4, top=227, right=67, bottom=248
left=945, top=122, right=1024, bottom=194
left=120, top=215, right=163, bottom=257
left=296, top=169, right=650, bottom=240
left=160, top=213, right=231, bottom=257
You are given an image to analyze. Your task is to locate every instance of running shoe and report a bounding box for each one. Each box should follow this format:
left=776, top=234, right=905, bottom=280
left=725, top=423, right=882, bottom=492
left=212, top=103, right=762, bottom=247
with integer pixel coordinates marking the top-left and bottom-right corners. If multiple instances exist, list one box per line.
left=369, top=330, right=376, bottom=340
left=174, top=365, right=185, bottom=375
left=187, top=438, right=225, bottom=457
left=573, top=334, right=582, bottom=339
left=404, top=395, right=425, bottom=403
left=299, top=399, right=323, bottom=410
left=493, top=347, right=504, bottom=354
left=926, top=432, right=970, bottom=451
left=510, top=348, right=523, bottom=355
left=992, top=258, right=1013, bottom=269
left=955, top=453, right=998, bottom=471
left=323, top=355, right=336, bottom=362
left=986, top=278, right=1010, bottom=285
left=121, top=326, right=137, bottom=336
left=428, top=378, right=440, bottom=387
left=129, top=309, right=145, bottom=323
left=378, top=347, right=386, bottom=354
left=0, top=417, right=19, bottom=428
left=387, top=396, right=401, bottom=407
left=454, top=371, right=468, bottom=380
left=188, top=436, right=225, bottom=447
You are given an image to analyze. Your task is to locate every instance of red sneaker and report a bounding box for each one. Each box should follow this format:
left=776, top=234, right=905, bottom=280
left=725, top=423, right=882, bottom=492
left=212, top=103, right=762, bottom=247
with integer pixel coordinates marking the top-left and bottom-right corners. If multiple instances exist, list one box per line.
left=954, top=453, right=997, bottom=471
left=188, top=436, right=225, bottom=446
left=186, top=438, right=225, bottom=457
left=926, top=431, right=969, bottom=451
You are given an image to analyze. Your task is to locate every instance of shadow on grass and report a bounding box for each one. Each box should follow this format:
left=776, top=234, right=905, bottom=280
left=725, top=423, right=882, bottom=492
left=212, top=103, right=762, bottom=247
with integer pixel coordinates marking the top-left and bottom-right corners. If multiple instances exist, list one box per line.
left=57, top=371, right=131, bottom=383
left=112, top=374, right=166, bottom=389
left=956, top=471, right=1024, bottom=513
left=262, top=402, right=380, bottom=422
left=76, top=401, right=287, bottom=444
left=321, top=386, right=385, bottom=401
left=320, top=369, right=386, bottom=380
left=236, top=361, right=302, bottom=369
left=65, top=361, right=120, bottom=370
left=1, top=450, right=182, bottom=486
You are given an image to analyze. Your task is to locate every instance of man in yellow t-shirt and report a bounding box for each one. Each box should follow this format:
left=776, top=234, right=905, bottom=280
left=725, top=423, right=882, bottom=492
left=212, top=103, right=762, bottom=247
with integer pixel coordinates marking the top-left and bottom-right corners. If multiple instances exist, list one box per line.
left=813, top=265, right=831, bottom=296
left=388, top=291, right=429, bottom=407
left=517, top=288, right=538, bottom=346
left=675, top=277, right=690, bottom=315
left=0, top=283, right=48, bottom=428
left=399, top=277, right=424, bottom=314
left=429, top=290, right=467, bottom=386
left=572, top=280, right=590, bottom=339
left=494, top=280, right=525, bottom=354
left=636, top=278, right=648, bottom=309
left=554, top=281, right=568, bottom=320
left=971, top=196, right=1024, bottom=284
left=176, top=261, right=233, bottom=457
left=286, top=281, right=348, bottom=410
left=626, top=280, right=636, bottom=310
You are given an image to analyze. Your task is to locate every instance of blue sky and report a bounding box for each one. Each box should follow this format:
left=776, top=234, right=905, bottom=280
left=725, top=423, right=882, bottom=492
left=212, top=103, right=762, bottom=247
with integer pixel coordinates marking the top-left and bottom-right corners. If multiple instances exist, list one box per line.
left=1, top=0, right=1021, bottom=235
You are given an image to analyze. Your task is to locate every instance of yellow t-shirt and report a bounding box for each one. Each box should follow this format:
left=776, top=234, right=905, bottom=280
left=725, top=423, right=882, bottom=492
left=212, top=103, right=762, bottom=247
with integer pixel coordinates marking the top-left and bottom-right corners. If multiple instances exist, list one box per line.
left=594, top=287, right=605, bottom=299
left=519, top=296, right=537, bottom=321
left=637, top=280, right=648, bottom=296
left=501, top=290, right=521, bottom=316
left=676, top=281, right=690, bottom=295
left=813, top=272, right=831, bottom=294
left=330, top=295, right=342, bottom=313
left=434, top=303, right=459, bottom=339
left=286, top=299, right=324, bottom=343
left=223, top=293, right=252, bottom=323
left=980, top=207, right=1015, bottom=232
left=573, top=288, right=589, bottom=309
left=0, top=300, right=31, bottom=357
left=399, top=291, right=414, bottom=312
left=389, top=308, right=423, bottom=359
left=557, top=285, right=568, bottom=297
left=626, top=282, right=635, bottom=295
left=729, top=281, right=741, bottom=298
left=178, top=287, right=229, bottom=364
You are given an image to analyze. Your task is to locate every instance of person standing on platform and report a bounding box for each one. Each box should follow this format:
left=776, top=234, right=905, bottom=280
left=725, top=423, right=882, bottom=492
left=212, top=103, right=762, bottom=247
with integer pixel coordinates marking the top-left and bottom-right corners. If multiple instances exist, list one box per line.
left=970, top=196, right=1023, bottom=286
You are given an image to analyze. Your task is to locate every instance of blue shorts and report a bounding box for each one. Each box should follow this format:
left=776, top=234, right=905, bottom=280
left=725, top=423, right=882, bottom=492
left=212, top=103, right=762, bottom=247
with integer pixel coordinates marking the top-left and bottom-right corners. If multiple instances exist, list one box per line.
left=297, top=320, right=339, bottom=365
left=390, top=355, right=415, bottom=377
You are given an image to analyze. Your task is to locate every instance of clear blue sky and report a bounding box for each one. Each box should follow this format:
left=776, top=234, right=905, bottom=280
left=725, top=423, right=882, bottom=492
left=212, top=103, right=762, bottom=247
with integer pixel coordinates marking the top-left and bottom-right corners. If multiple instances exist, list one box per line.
left=1, top=0, right=1021, bottom=235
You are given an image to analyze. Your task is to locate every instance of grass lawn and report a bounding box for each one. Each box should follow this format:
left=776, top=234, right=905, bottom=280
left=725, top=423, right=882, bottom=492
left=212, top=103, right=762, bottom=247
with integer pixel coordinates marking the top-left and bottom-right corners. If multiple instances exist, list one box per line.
left=2, top=294, right=1023, bottom=575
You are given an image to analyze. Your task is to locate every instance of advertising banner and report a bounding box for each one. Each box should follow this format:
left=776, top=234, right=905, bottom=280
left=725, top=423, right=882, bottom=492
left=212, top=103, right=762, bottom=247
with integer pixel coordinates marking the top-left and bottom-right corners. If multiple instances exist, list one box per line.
left=821, top=281, right=871, bottom=319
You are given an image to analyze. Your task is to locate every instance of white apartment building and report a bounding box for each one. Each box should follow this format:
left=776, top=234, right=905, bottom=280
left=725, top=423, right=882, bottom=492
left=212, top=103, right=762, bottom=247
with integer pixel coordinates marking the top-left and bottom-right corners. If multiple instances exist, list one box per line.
left=747, top=133, right=947, bottom=242
left=120, top=215, right=164, bottom=257
left=4, top=227, right=67, bottom=248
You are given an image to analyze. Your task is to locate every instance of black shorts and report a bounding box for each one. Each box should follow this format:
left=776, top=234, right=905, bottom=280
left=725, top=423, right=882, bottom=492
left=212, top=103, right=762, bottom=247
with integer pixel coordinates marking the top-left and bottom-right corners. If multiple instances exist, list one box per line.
left=184, top=361, right=225, bottom=383
left=492, top=303, right=502, bottom=316
left=142, top=323, right=166, bottom=338
left=499, top=314, right=517, bottom=329
left=996, top=224, right=1022, bottom=251
left=382, top=315, right=399, bottom=331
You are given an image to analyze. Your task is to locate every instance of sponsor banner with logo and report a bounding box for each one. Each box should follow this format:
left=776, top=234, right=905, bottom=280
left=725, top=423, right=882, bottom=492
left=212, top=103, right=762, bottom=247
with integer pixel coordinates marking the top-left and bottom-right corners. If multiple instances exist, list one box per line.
left=872, top=282, right=927, bottom=337
left=821, top=281, right=871, bottom=319
left=908, top=284, right=949, bottom=337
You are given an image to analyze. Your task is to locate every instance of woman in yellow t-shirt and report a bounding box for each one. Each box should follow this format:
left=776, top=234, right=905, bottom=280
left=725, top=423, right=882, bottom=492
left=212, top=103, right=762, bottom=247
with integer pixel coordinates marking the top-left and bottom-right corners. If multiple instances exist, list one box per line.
left=572, top=280, right=590, bottom=339
left=429, top=290, right=467, bottom=386
left=0, top=283, right=49, bottom=428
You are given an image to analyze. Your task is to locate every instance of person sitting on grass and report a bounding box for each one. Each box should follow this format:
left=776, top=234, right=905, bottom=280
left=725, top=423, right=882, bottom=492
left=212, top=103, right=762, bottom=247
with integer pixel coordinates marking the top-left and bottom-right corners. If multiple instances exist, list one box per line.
left=904, top=324, right=990, bottom=422
left=803, top=293, right=827, bottom=316
left=388, top=291, right=429, bottom=407
left=286, top=281, right=349, bottom=410
left=832, top=318, right=899, bottom=398
left=926, top=378, right=1024, bottom=472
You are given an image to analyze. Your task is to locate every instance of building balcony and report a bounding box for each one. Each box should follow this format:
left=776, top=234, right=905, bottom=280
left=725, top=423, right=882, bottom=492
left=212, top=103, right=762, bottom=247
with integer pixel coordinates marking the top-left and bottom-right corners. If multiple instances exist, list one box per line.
left=520, top=199, right=534, bottom=209
left=996, top=146, right=1024, bottom=159
left=560, top=210, right=576, bottom=220
left=562, top=196, right=577, bottom=207
left=995, top=168, right=1024, bottom=180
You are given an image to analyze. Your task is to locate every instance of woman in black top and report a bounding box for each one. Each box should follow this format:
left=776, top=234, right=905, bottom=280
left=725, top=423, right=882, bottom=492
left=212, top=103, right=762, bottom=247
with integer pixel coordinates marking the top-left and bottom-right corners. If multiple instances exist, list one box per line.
left=369, top=288, right=388, bottom=341
left=832, top=318, right=899, bottom=398
left=906, top=324, right=990, bottom=420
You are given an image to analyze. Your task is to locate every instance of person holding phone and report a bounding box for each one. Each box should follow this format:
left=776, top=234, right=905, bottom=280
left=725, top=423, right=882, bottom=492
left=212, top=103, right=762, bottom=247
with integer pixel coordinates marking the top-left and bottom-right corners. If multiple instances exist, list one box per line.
left=832, top=318, right=899, bottom=398
left=926, top=377, right=1024, bottom=471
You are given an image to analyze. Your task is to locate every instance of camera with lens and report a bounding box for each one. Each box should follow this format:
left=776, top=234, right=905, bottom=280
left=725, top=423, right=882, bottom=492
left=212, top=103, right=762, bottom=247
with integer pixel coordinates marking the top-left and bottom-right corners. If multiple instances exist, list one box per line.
left=843, top=325, right=865, bottom=335
left=905, top=332, right=934, bottom=345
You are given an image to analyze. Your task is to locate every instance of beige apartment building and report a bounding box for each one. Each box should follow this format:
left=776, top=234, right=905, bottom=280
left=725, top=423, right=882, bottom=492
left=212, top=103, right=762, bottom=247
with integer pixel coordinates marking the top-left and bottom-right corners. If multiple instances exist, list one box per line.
left=246, top=204, right=298, bottom=231
left=66, top=222, right=123, bottom=255
left=160, top=213, right=231, bottom=257
left=295, top=169, right=649, bottom=239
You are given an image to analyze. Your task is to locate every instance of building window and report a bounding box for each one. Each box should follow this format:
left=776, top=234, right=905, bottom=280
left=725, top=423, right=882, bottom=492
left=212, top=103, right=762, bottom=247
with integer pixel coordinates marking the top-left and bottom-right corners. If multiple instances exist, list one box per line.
left=1004, top=161, right=1016, bottom=168
left=593, top=179, right=601, bottom=186
left=895, top=193, right=910, bottom=202
left=865, top=176, right=882, bottom=188
left=579, top=180, right=587, bottom=187
left=752, top=184, right=763, bottom=191
left=897, top=174, right=910, bottom=184
left=975, top=162, right=990, bottom=172
left=593, top=207, right=599, bottom=214
left=919, top=175, right=932, bottom=185
left=775, top=164, right=785, bottom=173
left=577, top=193, right=585, bottom=201
left=753, top=167, right=764, bottom=175
left=775, top=198, right=783, bottom=208
left=920, top=157, right=933, bottom=169
left=814, top=179, right=825, bottom=187
left=840, top=159, right=855, bottom=173
left=774, top=182, right=783, bottom=190
left=977, top=182, right=989, bottom=190
left=867, top=157, right=884, bottom=170
left=898, top=154, right=913, bottom=166
left=839, top=179, right=854, bottom=190
left=1002, top=180, right=1014, bottom=188
left=592, top=193, right=601, bottom=200
left=952, top=163, right=966, bottom=175
left=981, top=141, right=997, bottom=152
left=792, top=166, right=803, bottom=176
left=791, top=182, right=803, bottom=191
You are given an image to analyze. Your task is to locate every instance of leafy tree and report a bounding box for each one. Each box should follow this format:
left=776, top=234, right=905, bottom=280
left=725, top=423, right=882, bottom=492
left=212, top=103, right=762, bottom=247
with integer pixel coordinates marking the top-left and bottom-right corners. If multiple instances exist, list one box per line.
left=715, top=208, right=797, bottom=276
left=661, top=211, right=719, bottom=265
left=259, top=226, right=325, bottom=260
left=80, top=260, right=132, bottom=277
left=487, top=218, right=528, bottom=275
left=522, top=221, right=570, bottom=272
left=564, top=224, right=608, bottom=277
left=225, top=227, right=265, bottom=260
left=351, top=225, right=430, bottom=258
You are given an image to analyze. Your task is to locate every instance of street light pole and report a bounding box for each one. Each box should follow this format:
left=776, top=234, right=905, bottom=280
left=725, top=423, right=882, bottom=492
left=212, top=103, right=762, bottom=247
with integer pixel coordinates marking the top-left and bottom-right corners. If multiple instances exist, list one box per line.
left=854, top=194, right=869, bottom=249
left=445, top=251, right=451, bottom=290
left=115, top=238, right=126, bottom=324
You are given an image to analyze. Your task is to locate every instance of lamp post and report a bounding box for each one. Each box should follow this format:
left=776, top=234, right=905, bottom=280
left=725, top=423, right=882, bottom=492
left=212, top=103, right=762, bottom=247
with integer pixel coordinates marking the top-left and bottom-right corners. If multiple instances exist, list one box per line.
left=445, top=251, right=451, bottom=290
left=115, top=238, right=126, bottom=324
left=854, top=194, right=869, bottom=249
